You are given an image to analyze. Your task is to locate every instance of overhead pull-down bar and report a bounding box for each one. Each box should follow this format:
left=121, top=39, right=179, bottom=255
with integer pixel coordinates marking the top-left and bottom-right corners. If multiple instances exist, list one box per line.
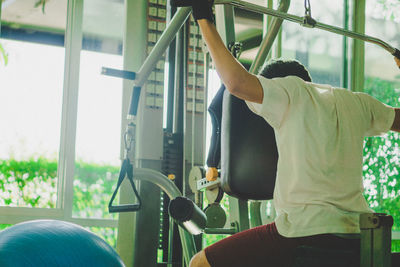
left=216, top=0, right=400, bottom=58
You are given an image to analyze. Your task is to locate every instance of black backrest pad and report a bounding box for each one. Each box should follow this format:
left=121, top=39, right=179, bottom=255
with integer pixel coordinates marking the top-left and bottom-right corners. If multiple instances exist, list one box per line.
left=221, top=90, right=278, bottom=200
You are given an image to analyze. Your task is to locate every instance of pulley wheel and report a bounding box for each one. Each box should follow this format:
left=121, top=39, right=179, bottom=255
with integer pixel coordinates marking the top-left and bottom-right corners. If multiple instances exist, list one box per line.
left=205, top=187, right=224, bottom=203
left=188, top=166, right=205, bottom=193
left=205, top=203, right=227, bottom=228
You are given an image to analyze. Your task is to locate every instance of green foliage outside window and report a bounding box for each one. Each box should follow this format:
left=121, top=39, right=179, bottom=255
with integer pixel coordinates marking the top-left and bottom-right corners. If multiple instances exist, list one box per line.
left=363, top=77, right=400, bottom=251
left=377, top=0, right=400, bottom=20
left=73, top=162, right=119, bottom=219
left=0, top=158, right=57, bottom=207
left=0, top=158, right=118, bottom=247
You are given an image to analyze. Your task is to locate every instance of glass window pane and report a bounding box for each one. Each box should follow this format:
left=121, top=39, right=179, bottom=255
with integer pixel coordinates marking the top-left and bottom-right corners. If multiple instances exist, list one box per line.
left=363, top=0, right=400, bottom=234
left=0, top=1, right=67, bottom=208
left=281, top=0, right=344, bottom=86
left=73, top=0, right=124, bottom=220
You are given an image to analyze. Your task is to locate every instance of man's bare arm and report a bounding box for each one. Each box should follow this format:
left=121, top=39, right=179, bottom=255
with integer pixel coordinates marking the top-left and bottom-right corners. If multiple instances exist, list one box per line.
left=197, top=19, right=264, bottom=103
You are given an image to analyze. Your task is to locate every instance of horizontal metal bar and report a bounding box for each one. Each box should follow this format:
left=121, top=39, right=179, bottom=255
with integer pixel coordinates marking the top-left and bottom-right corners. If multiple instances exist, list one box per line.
left=101, top=67, right=136, bottom=80
left=216, top=0, right=398, bottom=55
left=316, top=21, right=396, bottom=55
left=204, top=227, right=238, bottom=235
left=0, top=206, right=63, bottom=217
left=68, top=217, right=118, bottom=228
left=0, top=207, right=118, bottom=228
left=0, top=216, right=118, bottom=228
left=197, top=177, right=221, bottom=190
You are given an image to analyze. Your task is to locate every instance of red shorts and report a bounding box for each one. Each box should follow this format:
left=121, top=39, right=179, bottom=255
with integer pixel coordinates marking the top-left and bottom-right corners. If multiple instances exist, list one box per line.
left=204, top=222, right=360, bottom=267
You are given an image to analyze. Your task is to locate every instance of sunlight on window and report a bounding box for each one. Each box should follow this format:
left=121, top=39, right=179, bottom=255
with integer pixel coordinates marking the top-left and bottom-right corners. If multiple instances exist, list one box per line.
left=0, top=39, right=64, bottom=161
left=75, top=51, right=123, bottom=166
left=282, top=0, right=343, bottom=86
left=73, top=50, right=123, bottom=219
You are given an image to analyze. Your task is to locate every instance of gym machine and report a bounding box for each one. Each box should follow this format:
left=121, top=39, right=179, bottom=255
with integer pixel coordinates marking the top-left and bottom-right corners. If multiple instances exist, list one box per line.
left=103, top=0, right=400, bottom=266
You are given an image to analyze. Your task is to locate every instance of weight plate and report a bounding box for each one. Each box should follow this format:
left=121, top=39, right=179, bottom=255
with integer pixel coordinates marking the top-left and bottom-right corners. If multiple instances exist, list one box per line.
left=205, top=203, right=227, bottom=228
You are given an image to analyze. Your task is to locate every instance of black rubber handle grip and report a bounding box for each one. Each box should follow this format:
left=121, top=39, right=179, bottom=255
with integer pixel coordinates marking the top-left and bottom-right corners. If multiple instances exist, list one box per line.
left=109, top=204, right=141, bottom=213
left=101, top=67, right=136, bottom=80
left=394, top=48, right=400, bottom=61
left=171, top=0, right=192, bottom=7
left=394, top=49, right=400, bottom=69
left=129, top=86, right=141, bottom=117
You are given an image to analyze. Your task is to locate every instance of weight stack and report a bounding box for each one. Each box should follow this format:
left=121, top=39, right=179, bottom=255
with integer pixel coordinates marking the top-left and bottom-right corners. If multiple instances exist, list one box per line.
left=160, top=131, right=184, bottom=266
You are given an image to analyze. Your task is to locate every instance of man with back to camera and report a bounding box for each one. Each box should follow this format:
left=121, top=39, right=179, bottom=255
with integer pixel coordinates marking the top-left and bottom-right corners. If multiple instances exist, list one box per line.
left=171, top=0, right=400, bottom=266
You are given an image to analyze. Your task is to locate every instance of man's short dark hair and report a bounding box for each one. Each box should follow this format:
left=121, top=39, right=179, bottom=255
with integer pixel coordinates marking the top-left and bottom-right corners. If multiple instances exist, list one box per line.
left=258, top=59, right=312, bottom=82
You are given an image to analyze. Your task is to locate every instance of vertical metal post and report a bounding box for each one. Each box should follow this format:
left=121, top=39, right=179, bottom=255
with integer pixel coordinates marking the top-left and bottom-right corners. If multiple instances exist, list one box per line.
left=173, top=28, right=184, bottom=134
left=58, top=0, right=83, bottom=217
left=360, top=213, right=393, bottom=267
left=229, top=198, right=250, bottom=231
left=350, top=0, right=365, bottom=92
left=249, top=201, right=262, bottom=228
left=275, top=28, right=282, bottom=59
left=122, top=0, right=167, bottom=266
left=167, top=216, right=175, bottom=267
left=165, top=6, right=180, bottom=264
left=264, top=0, right=273, bottom=61
left=203, top=53, right=211, bottom=165
left=166, top=5, right=177, bottom=133
left=265, top=0, right=273, bottom=35
left=169, top=25, right=186, bottom=267
left=215, top=5, right=236, bottom=44
left=0, top=0, right=2, bottom=35
left=182, top=22, right=188, bottom=197
left=183, top=18, right=208, bottom=202
left=116, top=0, right=147, bottom=266
left=342, top=0, right=349, bottom=88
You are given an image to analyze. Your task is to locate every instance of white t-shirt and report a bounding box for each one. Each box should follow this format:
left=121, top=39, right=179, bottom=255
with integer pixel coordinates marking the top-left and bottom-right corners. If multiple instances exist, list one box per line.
left=246, top=75, right=395, bottom=238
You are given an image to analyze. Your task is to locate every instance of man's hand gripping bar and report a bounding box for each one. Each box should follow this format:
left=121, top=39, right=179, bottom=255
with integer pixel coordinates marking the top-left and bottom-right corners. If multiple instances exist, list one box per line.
left=394, top=49, right=400, bottom=69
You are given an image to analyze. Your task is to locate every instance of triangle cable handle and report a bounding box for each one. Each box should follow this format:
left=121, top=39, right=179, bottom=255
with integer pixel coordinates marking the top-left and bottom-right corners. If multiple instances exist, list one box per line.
left=108, top=159, right=142, bottom=213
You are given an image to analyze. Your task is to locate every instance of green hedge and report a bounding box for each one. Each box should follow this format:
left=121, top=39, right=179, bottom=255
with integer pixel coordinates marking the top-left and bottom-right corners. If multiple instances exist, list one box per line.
left=363, top=77, right=400, bottom=252
left=0, top=158, right=119, bottom=245
left=0, top=158, right=57, bottom=207
left=73, top=161, right=119, bottom=219
left=363, top=77, right=400, bottom=233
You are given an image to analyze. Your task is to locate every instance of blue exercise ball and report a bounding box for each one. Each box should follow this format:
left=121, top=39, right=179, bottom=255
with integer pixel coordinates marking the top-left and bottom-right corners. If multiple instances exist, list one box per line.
left=0, top=220, right=125, bottom=267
